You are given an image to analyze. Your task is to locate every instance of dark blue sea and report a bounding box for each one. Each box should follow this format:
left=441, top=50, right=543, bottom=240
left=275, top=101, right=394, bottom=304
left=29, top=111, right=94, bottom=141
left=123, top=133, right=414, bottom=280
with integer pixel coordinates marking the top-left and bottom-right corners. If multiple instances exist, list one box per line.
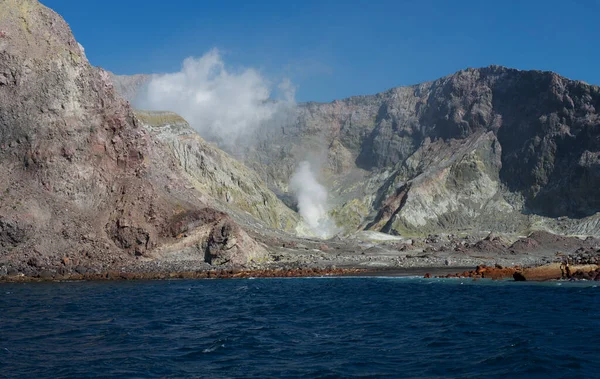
left=0, top=277, right=598, bottom=378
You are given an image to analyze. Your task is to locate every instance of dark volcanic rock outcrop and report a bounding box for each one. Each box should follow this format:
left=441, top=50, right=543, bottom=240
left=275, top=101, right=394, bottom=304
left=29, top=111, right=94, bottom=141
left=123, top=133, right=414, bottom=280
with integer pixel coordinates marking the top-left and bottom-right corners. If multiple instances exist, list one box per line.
left=0, top=0, right=266, bottom=271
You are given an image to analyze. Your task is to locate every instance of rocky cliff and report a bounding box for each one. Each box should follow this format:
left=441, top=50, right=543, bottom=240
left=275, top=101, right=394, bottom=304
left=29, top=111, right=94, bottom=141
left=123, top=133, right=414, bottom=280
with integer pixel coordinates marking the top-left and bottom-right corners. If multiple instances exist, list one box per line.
left=0, top=0, right=273, bottom=274
left=233, top=66, right=600, bottom=237
left=112, top=65, right=600, bottom=237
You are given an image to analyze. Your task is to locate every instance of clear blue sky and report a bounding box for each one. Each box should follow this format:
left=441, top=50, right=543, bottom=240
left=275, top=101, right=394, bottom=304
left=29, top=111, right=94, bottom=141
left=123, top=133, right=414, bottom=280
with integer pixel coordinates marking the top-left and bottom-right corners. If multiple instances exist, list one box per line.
left=42, top=0, right=600, bottom=102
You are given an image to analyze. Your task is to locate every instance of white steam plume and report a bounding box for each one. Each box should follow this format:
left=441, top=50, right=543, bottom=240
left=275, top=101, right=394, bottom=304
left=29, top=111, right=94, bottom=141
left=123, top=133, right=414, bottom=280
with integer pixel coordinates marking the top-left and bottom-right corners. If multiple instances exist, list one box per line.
left=289, top=161, right=338, bottom=238
left=134, top=48, right=295, bottom=146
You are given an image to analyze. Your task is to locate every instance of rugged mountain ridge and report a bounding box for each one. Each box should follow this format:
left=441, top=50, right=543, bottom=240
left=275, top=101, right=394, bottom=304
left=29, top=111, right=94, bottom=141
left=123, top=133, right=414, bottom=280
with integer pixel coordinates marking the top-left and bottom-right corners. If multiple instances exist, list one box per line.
left=113, top=65, right=600, bottom=236
left=238, top=66, right=600, bottom=236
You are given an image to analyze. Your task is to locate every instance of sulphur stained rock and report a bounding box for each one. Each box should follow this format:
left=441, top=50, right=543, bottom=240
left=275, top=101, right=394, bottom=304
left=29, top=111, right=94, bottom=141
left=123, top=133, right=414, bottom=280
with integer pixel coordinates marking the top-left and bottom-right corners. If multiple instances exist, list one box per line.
left=135, top=110, right=299, bottom=232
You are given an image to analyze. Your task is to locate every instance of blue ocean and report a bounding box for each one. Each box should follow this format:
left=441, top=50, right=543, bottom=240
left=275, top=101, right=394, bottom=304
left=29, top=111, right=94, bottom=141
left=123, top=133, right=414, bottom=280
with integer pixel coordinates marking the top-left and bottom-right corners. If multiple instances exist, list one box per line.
left=1, top=277, right=598, bottom=378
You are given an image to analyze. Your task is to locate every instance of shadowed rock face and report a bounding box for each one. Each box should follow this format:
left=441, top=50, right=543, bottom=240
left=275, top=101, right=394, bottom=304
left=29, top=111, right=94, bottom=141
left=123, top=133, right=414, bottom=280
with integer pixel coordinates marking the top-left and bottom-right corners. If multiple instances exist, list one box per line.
left=0, top=0, right=266, bottom=268
left=240, top=66, right=600, bottom=236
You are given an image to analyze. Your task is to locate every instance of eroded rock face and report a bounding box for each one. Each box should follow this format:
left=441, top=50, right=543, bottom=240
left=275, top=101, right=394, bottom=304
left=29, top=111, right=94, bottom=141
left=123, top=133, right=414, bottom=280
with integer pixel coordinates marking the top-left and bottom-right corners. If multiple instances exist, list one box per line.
left=0, top=217, right=28, bottom=248
left=242, top=66, right=600, bottom=236
left=135, top=110, right=299, bottom=232
left=205, top=218, right=266, bottom=266
left=0, top=0, right=263, bottom=269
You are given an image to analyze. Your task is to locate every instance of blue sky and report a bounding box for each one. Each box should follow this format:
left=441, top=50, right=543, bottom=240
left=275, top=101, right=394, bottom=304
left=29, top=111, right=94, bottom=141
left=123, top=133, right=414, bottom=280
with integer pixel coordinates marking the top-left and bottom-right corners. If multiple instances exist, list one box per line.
left=43, top=0, right=600, bottom=102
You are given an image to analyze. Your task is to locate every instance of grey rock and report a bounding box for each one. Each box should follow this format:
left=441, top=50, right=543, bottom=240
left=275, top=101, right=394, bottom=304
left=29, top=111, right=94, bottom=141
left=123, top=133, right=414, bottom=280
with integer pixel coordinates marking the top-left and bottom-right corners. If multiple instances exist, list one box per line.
left=6, top=268, right=18, bottom=276
left=135, top=110, right=299, bottom=231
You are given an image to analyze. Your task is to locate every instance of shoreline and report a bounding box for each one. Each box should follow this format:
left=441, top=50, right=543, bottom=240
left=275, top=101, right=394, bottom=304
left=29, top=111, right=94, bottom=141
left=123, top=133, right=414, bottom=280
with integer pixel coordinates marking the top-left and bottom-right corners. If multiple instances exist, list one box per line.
left=2, top=263, right=599, bottom=283
left=0, top=267, right=366, bottom=283
left=0, top=266, right=502, bottom=283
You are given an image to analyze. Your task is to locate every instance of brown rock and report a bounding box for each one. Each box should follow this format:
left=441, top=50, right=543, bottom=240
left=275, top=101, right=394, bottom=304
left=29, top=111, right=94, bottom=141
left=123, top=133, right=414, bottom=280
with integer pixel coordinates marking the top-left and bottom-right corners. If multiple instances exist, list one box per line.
left=39, top=270, right=54, bottom=280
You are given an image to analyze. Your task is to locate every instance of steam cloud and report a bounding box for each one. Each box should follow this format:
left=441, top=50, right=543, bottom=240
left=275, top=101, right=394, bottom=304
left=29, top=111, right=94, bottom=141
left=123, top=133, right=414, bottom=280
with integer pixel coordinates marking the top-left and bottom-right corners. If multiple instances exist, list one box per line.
left=289, top=161, right=338, bottom=238
left=135, top=49, right=295, bottom=145
left=136, top=50, right=337, bottom=238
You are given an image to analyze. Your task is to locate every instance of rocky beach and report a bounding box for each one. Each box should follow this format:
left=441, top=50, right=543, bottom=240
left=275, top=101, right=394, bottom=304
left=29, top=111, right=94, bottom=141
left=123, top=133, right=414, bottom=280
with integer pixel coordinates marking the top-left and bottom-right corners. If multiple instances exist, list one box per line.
left=2, top=228, right=599, bottom=282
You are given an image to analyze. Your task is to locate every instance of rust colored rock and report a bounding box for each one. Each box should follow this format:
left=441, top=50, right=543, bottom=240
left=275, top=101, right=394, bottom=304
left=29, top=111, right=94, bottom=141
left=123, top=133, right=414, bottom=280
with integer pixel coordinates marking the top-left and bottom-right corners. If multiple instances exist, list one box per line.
left=519, top=263, right=598, bottom=281
left=482, top=267, right=518, bottom=280
left=519, top=264, right=563, bottom=281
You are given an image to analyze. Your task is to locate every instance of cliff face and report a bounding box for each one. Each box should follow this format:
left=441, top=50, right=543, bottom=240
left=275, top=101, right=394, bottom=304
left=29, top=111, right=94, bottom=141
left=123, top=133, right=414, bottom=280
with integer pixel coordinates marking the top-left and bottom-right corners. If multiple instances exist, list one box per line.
left=236, top=67, right=600, bottom=236
left=0, top=0, right=268, bottom=271
left=110, top=51, right=600, bottom=237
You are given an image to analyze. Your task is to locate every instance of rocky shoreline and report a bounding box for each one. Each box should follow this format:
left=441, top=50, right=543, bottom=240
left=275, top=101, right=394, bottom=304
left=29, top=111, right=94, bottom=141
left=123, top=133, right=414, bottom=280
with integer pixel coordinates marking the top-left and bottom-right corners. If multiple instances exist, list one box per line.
left=427, top=263, right=600, bottom=281
left=3, top=263, right=600, bottom=283
left=0, top=266, right=366, bottom=283
left=2, top=230, right=600, bottom=283
left=3, top=260, right=600, bottom=284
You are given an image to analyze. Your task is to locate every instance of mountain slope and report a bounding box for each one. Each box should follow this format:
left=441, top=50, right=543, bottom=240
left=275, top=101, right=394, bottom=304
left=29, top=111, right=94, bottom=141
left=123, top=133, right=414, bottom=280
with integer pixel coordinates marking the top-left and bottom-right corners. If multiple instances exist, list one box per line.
left=134, top=110, right=299, bottom=231
left=110, top=62, right=600, bottom=237
left=219, top=67, right=600, bottom=236
left=0, top=0, right=270, bottom=274
left=276, top=66, right=600, bottom=233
